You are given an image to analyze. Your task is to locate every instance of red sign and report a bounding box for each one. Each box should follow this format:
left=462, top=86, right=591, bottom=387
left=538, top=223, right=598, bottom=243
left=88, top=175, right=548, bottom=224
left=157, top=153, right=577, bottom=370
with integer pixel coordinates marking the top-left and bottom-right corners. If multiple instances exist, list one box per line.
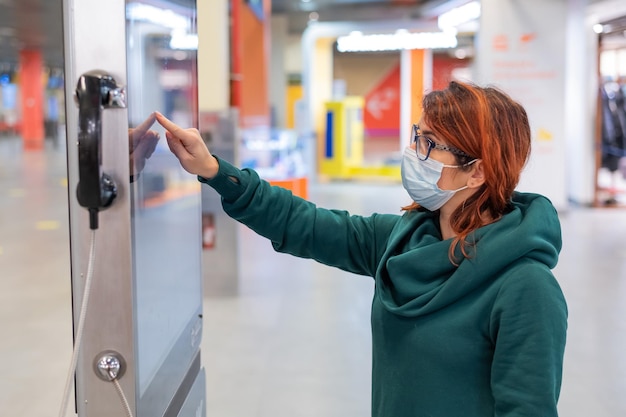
left=364, top=63, right=401, bottom=137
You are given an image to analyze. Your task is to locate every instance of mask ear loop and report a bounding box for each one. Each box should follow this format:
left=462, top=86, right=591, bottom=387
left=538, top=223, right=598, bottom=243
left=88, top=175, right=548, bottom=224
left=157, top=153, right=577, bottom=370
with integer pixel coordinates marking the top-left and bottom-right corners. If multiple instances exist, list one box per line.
left=459, top=159, right=481, bottom=213
left=442, top=158, right=478, bottom=169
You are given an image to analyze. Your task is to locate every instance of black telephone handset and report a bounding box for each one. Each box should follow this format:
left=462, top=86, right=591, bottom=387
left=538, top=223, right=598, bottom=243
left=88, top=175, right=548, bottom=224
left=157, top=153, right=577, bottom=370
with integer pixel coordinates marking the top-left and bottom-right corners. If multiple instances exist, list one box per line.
left=75, top=70, right=126, bottom=230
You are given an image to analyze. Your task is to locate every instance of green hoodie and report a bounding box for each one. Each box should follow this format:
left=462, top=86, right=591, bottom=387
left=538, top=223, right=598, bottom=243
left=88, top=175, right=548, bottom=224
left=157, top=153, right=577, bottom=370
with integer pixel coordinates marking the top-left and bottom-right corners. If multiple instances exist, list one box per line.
left=201, top=156, right=568, bottom=417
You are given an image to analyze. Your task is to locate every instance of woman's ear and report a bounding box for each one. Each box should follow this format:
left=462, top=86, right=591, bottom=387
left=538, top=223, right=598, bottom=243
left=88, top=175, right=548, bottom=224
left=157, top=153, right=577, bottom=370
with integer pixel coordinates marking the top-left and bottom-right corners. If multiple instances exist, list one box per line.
left=467, top=160, right=486, bottom=189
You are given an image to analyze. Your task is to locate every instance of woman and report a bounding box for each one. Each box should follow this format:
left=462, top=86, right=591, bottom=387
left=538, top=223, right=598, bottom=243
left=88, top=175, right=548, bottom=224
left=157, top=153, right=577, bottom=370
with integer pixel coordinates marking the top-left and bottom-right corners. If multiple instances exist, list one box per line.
left=156, top=81, right=567, bottom=417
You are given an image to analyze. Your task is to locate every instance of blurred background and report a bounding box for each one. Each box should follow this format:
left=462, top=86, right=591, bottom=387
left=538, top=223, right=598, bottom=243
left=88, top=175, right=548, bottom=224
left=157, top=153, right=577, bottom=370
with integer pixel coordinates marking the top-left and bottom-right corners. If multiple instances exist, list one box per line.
left=1, top=1, right=626, bottom=416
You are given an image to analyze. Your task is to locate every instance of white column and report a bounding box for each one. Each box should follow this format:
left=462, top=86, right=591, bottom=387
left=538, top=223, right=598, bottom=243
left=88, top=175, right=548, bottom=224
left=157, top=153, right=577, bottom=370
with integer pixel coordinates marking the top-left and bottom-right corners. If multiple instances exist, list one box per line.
left=270, top=15, right=288, bottom=128
left=197, top=0, right=229, bottom=112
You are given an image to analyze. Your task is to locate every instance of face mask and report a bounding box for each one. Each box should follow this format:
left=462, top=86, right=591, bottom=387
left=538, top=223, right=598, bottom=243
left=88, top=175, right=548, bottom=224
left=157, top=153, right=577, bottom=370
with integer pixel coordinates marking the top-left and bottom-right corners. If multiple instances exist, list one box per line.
left=401, top=146, right=474, bottom=211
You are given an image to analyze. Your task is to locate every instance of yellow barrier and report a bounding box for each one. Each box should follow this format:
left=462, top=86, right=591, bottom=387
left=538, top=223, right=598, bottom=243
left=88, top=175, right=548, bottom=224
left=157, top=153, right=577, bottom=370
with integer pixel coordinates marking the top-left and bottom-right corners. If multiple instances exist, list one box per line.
left=320, top=97, right=400, bottom=182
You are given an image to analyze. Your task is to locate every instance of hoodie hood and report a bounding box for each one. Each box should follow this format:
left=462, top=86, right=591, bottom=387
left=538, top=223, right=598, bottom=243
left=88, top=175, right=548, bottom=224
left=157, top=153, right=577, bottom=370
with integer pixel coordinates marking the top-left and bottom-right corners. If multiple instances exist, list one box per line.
left=376, top=192, right=562, bottom=317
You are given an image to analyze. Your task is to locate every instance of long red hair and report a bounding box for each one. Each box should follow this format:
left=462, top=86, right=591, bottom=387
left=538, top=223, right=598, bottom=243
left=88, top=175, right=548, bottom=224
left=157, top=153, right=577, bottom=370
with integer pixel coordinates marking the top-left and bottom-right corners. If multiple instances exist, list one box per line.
left=403, top=81, right=531, bottom=262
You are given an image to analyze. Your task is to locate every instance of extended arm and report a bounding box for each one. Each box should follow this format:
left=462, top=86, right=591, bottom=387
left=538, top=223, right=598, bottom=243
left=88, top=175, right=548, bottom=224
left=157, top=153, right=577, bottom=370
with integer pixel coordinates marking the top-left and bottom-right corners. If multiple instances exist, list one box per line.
left=156, top=112, right=399, bottom=276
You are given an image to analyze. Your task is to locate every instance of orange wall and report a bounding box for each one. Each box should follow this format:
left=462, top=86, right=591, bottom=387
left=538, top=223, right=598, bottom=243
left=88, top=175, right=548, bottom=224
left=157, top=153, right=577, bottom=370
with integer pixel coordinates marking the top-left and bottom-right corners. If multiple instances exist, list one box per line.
left=234, top=0, right=270, bottom=127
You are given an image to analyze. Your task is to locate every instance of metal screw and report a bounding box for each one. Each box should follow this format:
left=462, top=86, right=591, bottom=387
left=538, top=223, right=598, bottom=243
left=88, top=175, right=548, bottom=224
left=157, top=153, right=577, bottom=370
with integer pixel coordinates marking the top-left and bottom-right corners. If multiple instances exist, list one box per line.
left=94, top=351, right=125, bottom=381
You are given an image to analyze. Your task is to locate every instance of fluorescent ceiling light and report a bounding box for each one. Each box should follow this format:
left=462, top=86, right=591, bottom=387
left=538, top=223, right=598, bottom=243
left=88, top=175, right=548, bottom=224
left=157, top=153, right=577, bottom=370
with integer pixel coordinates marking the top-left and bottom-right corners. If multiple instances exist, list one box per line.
left=438, top=1, right=481, bottom=31
left=127, top=3, right=189, bottom=30
left=337, top=29, right=458, bottom=52
left=170, top=32, right=198, bottom=50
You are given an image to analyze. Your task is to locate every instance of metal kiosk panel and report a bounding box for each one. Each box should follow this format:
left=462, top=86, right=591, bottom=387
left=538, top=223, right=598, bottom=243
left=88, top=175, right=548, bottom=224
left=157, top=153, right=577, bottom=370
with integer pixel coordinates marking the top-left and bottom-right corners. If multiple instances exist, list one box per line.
left=63, top=1, right=205, bottom=416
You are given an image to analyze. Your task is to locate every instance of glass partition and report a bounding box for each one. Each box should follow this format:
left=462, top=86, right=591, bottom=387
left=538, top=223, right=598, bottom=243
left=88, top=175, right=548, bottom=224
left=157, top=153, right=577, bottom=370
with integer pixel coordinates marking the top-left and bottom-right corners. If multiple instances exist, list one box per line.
left=125, top=1, right=203, bottom=414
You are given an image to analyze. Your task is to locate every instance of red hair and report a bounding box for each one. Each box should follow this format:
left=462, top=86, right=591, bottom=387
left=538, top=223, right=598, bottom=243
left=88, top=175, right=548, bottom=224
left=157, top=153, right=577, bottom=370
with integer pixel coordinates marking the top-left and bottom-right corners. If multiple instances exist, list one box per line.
left=404, top=81, right=531, bottom=262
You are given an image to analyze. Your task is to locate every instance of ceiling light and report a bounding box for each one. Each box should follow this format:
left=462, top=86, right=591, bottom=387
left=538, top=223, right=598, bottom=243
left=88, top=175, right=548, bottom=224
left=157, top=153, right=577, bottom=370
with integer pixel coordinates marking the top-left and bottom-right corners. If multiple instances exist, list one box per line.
left=454, top=49, right=467, bottom=59
left=337, top=30, right=458, bottom=53
left=170, top=31, right=198, bottom=50
left=593, top=24, right=604, bottom=34
left=438, top=1, right=480, bottom=31
left=126, top=2, right=189, bottom=30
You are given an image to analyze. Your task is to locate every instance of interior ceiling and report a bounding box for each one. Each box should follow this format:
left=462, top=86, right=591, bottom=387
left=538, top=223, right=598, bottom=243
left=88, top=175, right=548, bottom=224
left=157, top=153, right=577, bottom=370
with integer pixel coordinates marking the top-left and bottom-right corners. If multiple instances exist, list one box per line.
left=0, top=0, right=623, bottom=71
left=0, top=0, right=459, bottom=71
left=601, top=14, right=626, bottom=35
left=272, top=0, right=455, bottom=33
left=0, top=0, right=64, bottom=69
left=600, top=14, right=626, bottom=49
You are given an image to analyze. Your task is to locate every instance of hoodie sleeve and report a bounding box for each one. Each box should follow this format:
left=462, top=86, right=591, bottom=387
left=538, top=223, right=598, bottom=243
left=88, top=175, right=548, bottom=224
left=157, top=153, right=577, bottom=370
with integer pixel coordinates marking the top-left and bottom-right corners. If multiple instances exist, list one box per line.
left=489, top=261, right=568, bottom=417
left=199, top=156, right=399, bottom=277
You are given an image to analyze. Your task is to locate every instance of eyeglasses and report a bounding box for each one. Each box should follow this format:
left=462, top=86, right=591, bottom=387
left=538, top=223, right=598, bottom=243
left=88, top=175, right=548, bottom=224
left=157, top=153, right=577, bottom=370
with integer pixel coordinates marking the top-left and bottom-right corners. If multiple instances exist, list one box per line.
left=412, top=124, right=474, bottom=162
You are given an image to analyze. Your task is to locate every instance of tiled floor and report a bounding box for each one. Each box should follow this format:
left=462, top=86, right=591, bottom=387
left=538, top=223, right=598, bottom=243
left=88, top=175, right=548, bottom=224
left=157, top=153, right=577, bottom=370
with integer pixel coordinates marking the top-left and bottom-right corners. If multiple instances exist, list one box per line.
left=1, top=134, right=626, bottom=416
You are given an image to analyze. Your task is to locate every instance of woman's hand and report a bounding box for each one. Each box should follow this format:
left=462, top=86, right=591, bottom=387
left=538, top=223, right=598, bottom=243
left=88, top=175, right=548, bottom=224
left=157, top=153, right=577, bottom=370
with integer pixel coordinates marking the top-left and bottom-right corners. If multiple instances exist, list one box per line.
left=155, top=112, right=219, bottom=179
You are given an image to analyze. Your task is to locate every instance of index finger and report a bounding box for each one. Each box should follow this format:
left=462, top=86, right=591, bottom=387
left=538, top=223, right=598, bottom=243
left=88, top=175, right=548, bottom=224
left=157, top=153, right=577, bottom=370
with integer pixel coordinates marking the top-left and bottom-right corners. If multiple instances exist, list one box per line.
left=155, top=112, right=183, bottom=135
left=155, top=112, right=200, bottom=147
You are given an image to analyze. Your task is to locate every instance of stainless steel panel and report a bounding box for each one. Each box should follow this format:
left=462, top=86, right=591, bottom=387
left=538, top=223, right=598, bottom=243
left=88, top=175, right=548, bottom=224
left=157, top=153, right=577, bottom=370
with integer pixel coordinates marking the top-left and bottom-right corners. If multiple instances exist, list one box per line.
left=64, top=0, right=202, bottom=416
left=63, top=0, right=135, bottom=415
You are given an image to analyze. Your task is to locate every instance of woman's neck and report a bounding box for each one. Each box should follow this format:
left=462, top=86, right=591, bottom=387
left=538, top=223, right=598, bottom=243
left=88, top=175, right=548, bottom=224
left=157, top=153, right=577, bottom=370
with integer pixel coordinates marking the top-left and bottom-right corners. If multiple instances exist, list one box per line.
left=438, top=210, right=456, bottom=240
left=439, top=205, right=496, bottom=241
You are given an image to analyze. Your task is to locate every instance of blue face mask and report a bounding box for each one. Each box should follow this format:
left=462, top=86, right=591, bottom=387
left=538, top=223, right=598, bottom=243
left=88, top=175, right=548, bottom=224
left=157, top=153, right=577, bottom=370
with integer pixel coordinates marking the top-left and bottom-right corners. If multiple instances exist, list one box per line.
left=401, top=147, right=475, bottom=211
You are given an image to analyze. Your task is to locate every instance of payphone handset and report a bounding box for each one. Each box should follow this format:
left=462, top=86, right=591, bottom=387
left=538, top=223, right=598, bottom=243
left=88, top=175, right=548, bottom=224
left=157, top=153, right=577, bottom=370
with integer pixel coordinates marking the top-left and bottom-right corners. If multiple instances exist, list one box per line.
left=75, top=70, right=126, bottom=229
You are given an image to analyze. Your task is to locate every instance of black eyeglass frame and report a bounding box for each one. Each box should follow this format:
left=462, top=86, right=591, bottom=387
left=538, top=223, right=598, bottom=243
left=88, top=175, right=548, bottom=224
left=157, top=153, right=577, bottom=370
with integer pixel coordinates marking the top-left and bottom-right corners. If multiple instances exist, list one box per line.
left=412, top=124, right=475, bottom=162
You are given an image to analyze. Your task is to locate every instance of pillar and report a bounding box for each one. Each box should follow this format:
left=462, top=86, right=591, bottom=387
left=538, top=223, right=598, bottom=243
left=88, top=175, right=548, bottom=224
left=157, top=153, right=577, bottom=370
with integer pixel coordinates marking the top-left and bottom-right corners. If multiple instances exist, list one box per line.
left=270, top=14, right=288, bottom=128
left=232, top=0, right=271, bottom=128
left=311, top=37, right=335, bottom=173
left=197, top=0, right=239, bottom=296
left=19, top=50, right=45, bottom=150
left=198, top=0, right=229, bottom=112
left=400, top=48, right=432, bottom=150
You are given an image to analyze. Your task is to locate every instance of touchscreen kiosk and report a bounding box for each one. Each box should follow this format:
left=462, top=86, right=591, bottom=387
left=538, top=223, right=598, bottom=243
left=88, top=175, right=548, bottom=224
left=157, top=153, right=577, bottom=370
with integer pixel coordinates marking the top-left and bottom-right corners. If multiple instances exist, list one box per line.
left=64, top=0, right=205, bottom=416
